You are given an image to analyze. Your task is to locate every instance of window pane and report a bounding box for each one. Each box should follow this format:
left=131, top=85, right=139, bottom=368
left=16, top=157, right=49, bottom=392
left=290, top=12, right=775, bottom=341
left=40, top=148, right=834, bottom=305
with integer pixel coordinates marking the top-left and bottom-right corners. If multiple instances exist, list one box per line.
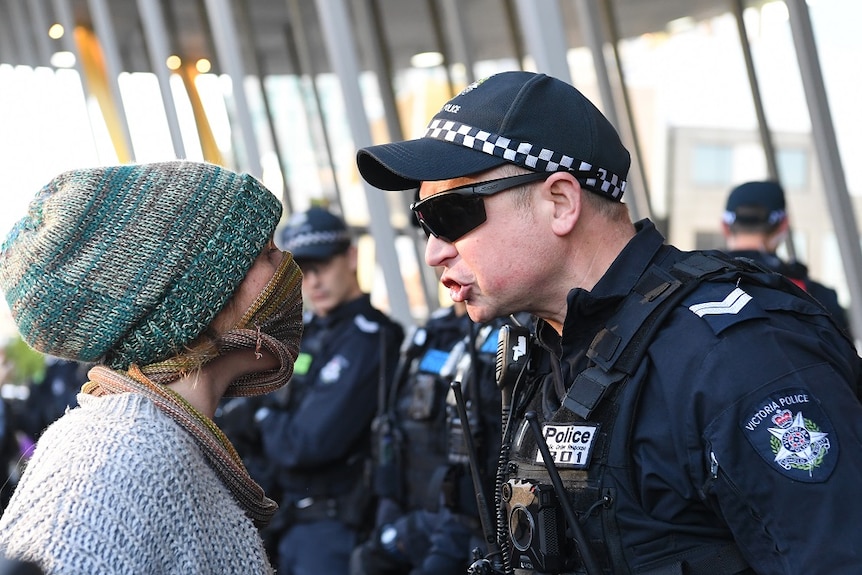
left=692, top=143, right=734, bottom=186
left=777, top=148, right=808, bottom=189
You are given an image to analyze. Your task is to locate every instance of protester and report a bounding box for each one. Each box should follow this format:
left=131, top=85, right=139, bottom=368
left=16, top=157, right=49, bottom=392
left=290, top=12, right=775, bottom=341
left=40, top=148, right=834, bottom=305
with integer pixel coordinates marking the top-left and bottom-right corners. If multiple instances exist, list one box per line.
left=253, top=206, right=404, bottom=575
left=0, top=161, right=303, bottom=574
left=355, top=70, right=862, bottom=574
left=351, top=298, right=510, bottom=575
left=722, top=179, right=850, bottom=335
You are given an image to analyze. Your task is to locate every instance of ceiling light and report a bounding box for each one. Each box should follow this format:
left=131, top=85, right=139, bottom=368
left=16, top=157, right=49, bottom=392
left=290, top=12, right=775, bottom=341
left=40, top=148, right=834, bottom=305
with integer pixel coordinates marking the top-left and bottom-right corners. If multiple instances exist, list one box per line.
left=410, top=51, right=444, bottom=68
left=667, top=16, right=695, bottom=34
left=48, top=24, right=64, bottom=40
left=50, top=51, right=76, bottom=68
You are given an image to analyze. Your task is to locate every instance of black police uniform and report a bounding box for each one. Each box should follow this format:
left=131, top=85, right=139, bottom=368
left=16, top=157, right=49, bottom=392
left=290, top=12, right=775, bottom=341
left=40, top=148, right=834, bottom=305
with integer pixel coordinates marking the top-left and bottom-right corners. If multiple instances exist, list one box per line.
left=353, top=305, right=505, bottom=575
left=0, top=395, right=15, bottom=513
left=257, top=293, right=404, bottom=574
left=18, top=359, right=86, bottom=441
left=0, top=358, right=87, bottom=515
left=497, top=219, right=862, bottom=575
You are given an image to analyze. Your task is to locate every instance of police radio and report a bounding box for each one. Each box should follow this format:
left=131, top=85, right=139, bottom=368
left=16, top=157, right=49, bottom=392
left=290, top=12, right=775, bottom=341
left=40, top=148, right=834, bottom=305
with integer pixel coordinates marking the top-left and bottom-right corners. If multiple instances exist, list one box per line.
left=446, top=325, right=496, bottom=465
left=495, top=324, right=532, bottom=408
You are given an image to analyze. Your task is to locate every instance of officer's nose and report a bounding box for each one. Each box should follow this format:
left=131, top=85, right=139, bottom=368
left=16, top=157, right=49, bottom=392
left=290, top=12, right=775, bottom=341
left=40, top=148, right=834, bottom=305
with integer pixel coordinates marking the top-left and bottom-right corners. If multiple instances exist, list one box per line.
left=425, top=235, right=457, bottom=268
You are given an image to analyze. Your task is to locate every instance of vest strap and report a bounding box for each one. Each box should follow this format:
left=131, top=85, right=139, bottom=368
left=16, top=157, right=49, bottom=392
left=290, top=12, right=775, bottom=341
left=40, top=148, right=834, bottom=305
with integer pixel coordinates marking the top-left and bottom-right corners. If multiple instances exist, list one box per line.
left=563, top=366, right=626, bottom=420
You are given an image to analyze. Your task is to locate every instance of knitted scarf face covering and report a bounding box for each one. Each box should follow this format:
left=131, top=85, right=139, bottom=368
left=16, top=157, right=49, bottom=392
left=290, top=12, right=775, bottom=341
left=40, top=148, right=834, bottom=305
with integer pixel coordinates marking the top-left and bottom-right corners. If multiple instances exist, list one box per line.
left=137, top=251, right=304, bottom=395
left=83, top=252, right=303, bottom=527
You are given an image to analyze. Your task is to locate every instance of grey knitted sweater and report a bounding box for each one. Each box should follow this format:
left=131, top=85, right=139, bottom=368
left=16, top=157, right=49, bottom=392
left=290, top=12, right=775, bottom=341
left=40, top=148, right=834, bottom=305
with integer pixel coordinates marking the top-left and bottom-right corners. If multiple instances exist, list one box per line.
left=0, top=392, right=273, bottom=574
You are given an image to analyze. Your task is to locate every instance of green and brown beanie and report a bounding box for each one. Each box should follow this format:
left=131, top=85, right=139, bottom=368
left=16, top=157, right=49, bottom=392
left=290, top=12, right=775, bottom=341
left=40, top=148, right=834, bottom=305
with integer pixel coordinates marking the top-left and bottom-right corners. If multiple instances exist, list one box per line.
left=0, top=160, right=288, bottom=370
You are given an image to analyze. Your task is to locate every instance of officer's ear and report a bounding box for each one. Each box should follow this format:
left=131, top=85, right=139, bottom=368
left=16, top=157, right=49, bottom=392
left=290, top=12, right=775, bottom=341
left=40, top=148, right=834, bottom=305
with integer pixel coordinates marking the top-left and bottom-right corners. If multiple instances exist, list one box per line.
left=345, top=244, right=359, bottom=271
left=543, top=171, right=581, bottom=238
left=767, top=218, right=790, bottom=252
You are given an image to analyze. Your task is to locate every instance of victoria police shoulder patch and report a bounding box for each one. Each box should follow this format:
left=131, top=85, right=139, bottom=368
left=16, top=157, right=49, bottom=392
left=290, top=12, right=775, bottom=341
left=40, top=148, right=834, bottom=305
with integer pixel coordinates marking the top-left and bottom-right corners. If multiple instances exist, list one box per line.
left=320, top=354, right=349, bottom=384
left=740, top=387, right=837, bottom=482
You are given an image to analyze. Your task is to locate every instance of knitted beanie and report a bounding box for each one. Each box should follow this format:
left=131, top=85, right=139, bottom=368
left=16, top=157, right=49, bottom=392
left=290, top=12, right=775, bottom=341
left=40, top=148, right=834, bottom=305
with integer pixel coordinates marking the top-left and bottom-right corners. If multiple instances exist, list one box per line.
left=0, top=161, right=283, bottom=370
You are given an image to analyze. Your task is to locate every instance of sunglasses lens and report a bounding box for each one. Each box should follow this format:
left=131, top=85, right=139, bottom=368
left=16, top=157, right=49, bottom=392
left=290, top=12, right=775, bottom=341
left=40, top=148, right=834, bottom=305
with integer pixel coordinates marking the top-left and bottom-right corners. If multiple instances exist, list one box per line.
left=416, top=193, right=487, bottom=243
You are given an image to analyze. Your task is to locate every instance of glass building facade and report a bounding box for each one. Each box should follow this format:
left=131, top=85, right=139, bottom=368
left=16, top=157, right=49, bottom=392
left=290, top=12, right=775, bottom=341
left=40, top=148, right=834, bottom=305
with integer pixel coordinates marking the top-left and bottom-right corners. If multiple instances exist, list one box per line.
left=0, top=0, right=860, bottom=340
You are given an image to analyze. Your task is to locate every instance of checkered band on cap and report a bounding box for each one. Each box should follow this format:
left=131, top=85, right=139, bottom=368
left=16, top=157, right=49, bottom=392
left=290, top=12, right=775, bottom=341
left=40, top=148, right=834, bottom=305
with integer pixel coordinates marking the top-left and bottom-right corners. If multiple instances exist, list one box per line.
left=279, top=206, right=352, bottom=261
left=0, top=161, right=283, bottom=369
left=723, top=209, right=786, bottom=227
left=284, top=229, right=351, bottom=252
left=424, top=119, right=627, bottom=200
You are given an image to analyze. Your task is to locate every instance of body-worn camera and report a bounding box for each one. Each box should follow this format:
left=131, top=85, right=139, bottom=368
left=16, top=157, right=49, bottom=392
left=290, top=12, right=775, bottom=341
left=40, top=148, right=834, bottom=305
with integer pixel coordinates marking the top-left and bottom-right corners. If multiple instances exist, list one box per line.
left=501, top=478, right=578, bottom=573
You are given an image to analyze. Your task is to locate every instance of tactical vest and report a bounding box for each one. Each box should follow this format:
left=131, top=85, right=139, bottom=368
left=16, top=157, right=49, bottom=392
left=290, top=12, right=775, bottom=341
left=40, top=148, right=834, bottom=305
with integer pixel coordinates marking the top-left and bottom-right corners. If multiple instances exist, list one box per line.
left=374, top=317, right=502, bottom=515
left=496, top=249, right=840, bottom=575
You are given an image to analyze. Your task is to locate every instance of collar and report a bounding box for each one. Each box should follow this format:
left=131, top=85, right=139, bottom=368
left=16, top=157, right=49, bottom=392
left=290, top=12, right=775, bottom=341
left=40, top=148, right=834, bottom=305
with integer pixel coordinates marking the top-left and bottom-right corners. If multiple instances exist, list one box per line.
left=726, top=249, right=784, bottom=271
left=537, top=219, right=667, bottom=349
left=582, top=218, right=666, bottom=300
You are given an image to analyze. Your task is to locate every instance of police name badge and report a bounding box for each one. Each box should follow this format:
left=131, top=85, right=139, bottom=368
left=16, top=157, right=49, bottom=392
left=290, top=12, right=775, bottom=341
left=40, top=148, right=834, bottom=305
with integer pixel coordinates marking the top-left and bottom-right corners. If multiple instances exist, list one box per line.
left=741, top=387, right=837, bottom=482
left=536, top=423, right=599, bottom=469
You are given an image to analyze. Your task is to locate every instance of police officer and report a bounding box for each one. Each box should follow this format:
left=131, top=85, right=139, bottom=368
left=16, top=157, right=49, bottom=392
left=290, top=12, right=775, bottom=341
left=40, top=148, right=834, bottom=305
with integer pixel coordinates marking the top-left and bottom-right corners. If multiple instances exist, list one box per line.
left=0, top=393, right=14, bottom=513
left=18, top=358, right=88, bottom=441
left=355, top=71, right=862, bottom=574
left=351, top=300, right=508, bottom=575
left=721, top=180, right=850, bottom=335
left=255, top=206, right=404, bottom=575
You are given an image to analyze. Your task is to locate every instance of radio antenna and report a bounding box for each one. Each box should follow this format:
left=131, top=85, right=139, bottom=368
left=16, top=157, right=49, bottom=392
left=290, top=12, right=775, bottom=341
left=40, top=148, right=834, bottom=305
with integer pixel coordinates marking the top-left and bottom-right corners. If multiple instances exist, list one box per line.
left=451, top=380, right=501, bottom=560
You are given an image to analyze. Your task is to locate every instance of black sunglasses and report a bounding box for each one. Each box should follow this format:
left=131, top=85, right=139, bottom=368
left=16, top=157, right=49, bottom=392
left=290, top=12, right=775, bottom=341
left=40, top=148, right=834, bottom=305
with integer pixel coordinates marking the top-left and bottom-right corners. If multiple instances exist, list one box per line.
left=410, top=171, right=553, bottom=243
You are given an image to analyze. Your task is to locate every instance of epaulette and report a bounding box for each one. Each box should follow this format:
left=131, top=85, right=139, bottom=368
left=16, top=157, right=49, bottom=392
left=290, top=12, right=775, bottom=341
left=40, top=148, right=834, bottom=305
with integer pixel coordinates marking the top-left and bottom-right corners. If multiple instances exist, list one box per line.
left=354, top=314, right=382, bottom=333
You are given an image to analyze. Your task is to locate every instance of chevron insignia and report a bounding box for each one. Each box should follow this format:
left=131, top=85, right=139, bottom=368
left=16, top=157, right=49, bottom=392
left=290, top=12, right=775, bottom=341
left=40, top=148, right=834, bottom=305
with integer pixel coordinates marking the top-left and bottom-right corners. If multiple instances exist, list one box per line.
left=688, top=287, right=752, bottom=317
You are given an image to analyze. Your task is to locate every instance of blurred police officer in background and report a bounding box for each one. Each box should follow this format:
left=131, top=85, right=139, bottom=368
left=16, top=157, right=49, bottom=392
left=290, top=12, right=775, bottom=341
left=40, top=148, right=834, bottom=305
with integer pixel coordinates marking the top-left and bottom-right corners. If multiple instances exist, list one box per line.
left=0, top=393, right=14, bottom=513
left=17, top=358, right=88, bottom=443
left=249, top=206, right=404, bottom=575
left=0, top=348, right=88, bottom=515
left=722, top=180, right=850, bottom=335
left=351, top=294, right=512, bottom=575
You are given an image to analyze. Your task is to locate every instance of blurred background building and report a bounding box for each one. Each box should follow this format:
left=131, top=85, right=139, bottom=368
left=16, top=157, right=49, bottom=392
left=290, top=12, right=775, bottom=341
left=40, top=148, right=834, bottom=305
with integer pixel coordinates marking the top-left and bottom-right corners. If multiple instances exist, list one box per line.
left=0, top=0, right=860, bottom=342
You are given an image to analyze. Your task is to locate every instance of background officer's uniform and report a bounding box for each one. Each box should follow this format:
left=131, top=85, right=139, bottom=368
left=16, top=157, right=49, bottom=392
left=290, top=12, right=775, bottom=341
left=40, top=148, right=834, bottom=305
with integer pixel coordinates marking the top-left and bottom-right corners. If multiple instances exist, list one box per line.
left=722, top=180, right=850, bottom=335
left=351, top=305, right=506, bottom=575
left=221, top=208, right=404, bottom=575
